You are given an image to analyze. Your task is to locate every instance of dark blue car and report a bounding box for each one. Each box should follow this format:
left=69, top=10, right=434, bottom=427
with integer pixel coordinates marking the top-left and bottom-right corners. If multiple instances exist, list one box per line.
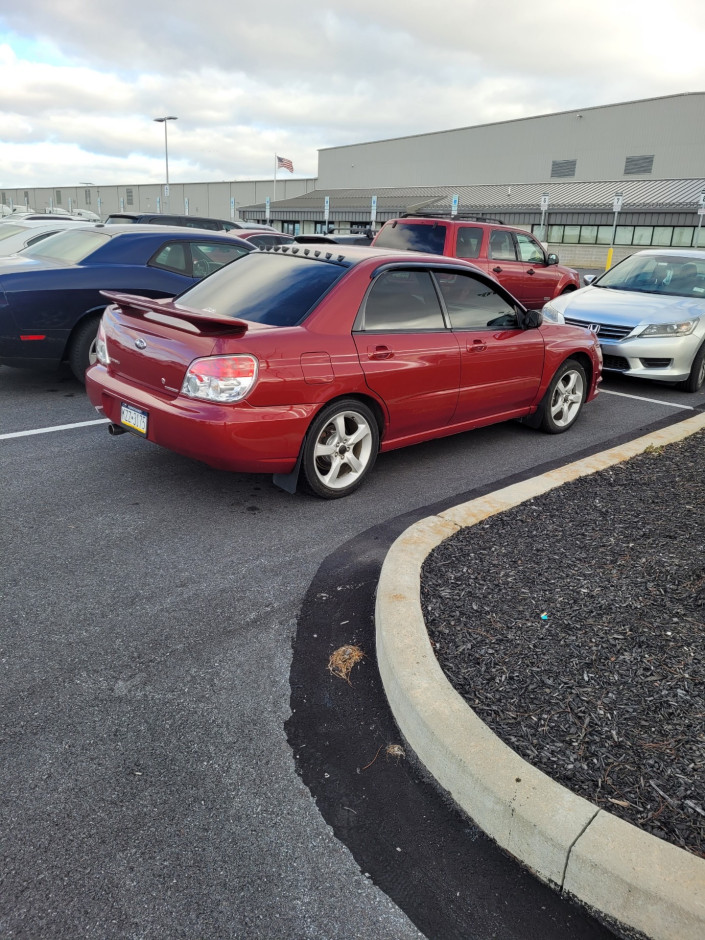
left=0, top=224, right=254, bottom=381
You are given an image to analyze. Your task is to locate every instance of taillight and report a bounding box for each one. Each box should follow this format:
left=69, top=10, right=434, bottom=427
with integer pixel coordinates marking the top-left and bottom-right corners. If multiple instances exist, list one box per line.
left=96, top=319, right=110, bottom=365
left=181, top=354, right=258, bottom=403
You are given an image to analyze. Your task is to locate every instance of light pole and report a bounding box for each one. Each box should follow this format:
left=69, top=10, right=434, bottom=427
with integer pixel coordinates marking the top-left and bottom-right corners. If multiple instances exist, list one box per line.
left=153, top=116, right=177, bottom=185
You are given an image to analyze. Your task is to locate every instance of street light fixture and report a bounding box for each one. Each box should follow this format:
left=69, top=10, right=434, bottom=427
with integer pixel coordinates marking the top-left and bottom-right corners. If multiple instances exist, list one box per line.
left=153, top=116, right=178, bottom=185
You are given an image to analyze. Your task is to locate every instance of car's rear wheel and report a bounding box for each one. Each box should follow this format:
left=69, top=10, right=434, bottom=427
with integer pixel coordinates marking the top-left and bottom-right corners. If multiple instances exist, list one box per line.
left=537, top=358, right=586, bottom=433
left=68, top=314, right=101, bottom=383
left=680, top=343, right=705, bottom=393
left=301, top=399, right=379, bottom=498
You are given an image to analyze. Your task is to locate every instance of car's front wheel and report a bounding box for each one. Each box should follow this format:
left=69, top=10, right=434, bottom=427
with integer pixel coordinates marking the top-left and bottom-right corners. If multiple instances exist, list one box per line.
left=68, top=314, right=101, bottom=383
left=301, top=399, right=379, bottom=498
left=537, top=358, right=587, bottom=433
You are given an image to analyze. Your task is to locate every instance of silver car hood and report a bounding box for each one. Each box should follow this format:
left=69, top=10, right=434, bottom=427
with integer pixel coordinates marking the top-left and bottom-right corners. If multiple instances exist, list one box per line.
left=554, top=285, right=705, bottom=324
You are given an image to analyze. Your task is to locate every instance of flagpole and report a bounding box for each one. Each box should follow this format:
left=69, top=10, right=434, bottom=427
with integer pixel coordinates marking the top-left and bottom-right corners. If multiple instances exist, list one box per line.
left=273, top=154, right=277, bottom=204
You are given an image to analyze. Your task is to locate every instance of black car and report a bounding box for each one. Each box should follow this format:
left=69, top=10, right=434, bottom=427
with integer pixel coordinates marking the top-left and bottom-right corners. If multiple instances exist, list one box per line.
left=105, top=212, right=244, bottom=232
left=0, top=224, right=253, bottom=381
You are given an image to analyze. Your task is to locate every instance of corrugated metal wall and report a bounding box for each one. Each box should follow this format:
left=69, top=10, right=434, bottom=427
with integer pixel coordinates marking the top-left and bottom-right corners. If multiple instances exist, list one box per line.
left=317, top=94, right=705, bottom=189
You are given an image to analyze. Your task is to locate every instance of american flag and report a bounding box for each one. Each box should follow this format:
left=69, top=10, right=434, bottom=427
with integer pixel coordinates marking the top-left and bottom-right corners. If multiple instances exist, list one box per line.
left=277, top=155, right=294, bottom=173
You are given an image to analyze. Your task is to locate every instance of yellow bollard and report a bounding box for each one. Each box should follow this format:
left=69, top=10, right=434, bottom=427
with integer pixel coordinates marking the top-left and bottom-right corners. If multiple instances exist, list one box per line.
left=605, top=247, right=614, bottom=270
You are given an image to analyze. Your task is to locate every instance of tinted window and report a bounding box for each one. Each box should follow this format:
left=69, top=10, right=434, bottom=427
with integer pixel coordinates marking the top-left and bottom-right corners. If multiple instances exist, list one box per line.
left=175, top=253, right=347, bottom=326
left=190, top=241, right=250, bottom=277
left=151, top=241, right=189, bottom=274
left=360, top=271, right=445, bottom=331
left=488, top=230, right=517, bottom=261
left=434, top=271, right=518, bottom=331
left=456, top=226, right=483, bottom=259
left=374, top=222, right=447, bottom=255
left=21, top=229, right=111, bottom=262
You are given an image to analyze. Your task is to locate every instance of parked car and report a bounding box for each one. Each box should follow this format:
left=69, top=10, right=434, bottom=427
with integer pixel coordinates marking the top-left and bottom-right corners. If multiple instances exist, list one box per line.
left=0, top=225, right=253, bottom=381
left=542, top=249, right=705, bottom=392
left=0, top=219, right=92, bottom=255
left=105, top=212, right=244, bottom=232
left=372, top=214, right=580, bottom=308
left=86, top=244, right=601, bottom=498
left=236, top=230, right=295, bottom=249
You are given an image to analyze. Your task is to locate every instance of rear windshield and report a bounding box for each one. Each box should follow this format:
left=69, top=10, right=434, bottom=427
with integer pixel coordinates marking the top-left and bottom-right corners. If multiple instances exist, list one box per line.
left=175, top=252, right=348, bottom=326
left=374, top=222, right=448, bottom=255
left=21, top=229, right=111, bottom=262
left=105, top=215, right=137, bottom=224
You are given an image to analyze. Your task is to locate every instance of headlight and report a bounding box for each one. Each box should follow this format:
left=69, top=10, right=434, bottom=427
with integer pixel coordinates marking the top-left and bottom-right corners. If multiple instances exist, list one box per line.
left=541, top=302, right=565, bottom=324
left=181, top=354, right=258, bottom=403
left=639, top=319, right=699, bottom=338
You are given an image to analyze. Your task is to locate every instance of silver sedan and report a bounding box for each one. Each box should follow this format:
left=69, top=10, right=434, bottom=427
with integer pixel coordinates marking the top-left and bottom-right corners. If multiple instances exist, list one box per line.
left=542, top=249, right=705, bottom=392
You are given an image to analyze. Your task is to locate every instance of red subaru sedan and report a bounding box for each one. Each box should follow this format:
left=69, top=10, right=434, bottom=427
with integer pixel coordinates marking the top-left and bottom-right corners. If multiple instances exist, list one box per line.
left=86, top=245, right=601, bottom=498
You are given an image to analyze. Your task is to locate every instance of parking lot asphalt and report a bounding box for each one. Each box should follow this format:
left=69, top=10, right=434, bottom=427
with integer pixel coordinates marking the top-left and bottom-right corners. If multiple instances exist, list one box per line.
left=2, top=362, right=704, bottom=939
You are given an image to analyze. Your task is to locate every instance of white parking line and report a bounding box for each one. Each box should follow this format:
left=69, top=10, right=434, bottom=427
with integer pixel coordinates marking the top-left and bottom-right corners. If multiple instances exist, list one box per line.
left=0, top=418, right=110, bottom=440
left=601, top=389, right=695, bottom=410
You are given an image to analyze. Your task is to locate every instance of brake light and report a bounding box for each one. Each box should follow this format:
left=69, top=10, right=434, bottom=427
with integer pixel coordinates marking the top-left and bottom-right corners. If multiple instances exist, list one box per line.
left=96, top=319, right=110, bottom=365
left=181, top=354, right=258, bottom=403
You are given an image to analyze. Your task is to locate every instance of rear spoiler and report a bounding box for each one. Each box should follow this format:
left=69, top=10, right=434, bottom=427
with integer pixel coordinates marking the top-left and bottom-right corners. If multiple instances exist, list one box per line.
left=99, top=290, right=249, bottom=336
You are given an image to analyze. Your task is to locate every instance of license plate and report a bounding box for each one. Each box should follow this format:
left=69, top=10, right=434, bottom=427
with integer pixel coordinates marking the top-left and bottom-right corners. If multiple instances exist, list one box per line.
left=120, top=402, right=148, bottom=435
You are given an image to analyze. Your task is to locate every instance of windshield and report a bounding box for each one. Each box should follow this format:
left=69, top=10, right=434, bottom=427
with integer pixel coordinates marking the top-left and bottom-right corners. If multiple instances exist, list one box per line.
left=0, top=224, right=29, bottom=241
left=374, top=222, right=448, bottom=255
left=176, top=252, right=348, bottom=326
left=21, top=229, right=110, bottom=263
left=595, top=254, right=705, bottom=297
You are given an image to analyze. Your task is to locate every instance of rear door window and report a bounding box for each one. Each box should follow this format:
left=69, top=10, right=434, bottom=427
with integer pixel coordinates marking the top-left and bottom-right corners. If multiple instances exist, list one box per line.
left=359, top=270, right=446, bottom=331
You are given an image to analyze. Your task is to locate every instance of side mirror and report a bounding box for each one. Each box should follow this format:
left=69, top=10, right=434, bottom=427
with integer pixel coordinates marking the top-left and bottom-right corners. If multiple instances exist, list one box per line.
left=517, top=308, right=543, bottom=330
left=547, top=253, right=559, bottom=266
left=583, top=274, right=597, bottom=285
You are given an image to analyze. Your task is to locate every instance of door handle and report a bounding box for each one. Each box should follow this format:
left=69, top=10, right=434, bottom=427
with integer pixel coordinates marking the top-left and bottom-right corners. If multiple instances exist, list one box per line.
left=368, top=344, right=393, bottom=360
left=492, top=266, right=502, bottom=273
left=467, top=340, right=487, bottom=352
left=527, top=268, right=535, bottom=275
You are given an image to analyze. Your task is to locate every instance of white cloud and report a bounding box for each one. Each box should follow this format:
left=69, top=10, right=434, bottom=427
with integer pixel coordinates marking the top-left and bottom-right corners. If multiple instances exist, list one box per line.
left=0, top=0, right=704, bottom=186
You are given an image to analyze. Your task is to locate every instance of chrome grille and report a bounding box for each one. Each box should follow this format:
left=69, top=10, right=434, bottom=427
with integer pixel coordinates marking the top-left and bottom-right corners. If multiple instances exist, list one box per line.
left=564, top=317, right=634, bottom=341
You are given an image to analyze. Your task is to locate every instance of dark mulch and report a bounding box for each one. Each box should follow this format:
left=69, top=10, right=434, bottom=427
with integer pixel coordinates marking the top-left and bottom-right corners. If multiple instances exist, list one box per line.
left=421, top=430, right=705, bottom=858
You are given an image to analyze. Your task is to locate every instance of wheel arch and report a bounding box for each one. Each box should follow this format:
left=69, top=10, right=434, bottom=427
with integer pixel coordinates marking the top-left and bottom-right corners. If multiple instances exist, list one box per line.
left=63, top=304, right=107, bottom=361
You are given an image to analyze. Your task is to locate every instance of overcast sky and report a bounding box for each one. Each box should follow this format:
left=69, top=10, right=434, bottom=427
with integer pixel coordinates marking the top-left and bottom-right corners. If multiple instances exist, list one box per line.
left=1, top=0, right=704, bottom=188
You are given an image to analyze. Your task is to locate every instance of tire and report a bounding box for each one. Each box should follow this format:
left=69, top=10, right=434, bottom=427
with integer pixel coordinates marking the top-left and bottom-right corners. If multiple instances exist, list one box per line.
left=560, top=285, right=577, bottom=295
left=680, top=343, right=705, bottom=393
left=301, top=399, right=379, bottom=499
left=68, top=315, right=101, bottom=383
left=536, top=358, right=587, bottom=433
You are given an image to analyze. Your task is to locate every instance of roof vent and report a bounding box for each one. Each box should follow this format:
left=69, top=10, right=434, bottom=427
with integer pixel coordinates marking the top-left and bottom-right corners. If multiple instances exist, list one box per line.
left=550, top=159, right=577, bottom=178
left=624, top=154, right=654, bottom=175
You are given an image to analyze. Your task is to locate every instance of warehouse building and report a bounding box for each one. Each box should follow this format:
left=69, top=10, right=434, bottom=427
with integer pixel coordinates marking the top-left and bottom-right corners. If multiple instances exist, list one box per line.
left=4, top=92, right=704, bottom=268
left=237, top=92, right=705, bottom=268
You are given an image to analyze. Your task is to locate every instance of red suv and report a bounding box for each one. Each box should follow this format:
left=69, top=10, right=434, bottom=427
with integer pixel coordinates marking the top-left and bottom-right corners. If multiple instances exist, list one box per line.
left=373, top=214, right=580, bottom=308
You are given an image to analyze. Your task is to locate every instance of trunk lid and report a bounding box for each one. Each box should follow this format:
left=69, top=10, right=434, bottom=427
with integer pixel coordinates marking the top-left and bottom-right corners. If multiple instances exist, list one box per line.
left=100, top=291, right=250, bottom=395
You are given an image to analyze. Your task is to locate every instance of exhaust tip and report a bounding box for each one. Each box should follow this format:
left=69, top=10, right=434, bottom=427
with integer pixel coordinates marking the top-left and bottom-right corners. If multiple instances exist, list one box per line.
left=108, top=423, right=127, bottom=436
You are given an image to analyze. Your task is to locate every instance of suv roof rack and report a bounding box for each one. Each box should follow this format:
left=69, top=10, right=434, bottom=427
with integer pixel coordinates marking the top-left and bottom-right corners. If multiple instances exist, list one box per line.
left=400, top=210, right=506, bottom=225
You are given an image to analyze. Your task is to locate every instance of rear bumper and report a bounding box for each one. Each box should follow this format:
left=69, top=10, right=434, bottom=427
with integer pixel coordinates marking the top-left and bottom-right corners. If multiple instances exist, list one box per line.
left=86, top=364, right=317, bottom=473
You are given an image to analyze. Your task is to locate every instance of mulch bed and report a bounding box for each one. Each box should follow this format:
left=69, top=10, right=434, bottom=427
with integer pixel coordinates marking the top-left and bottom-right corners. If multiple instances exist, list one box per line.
left=421, top=430, right=705, bottom=858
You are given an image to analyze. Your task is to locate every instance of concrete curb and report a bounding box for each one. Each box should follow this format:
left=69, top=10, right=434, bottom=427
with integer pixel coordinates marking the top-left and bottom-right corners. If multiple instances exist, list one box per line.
left=376, top=412, right=705, bottom=940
